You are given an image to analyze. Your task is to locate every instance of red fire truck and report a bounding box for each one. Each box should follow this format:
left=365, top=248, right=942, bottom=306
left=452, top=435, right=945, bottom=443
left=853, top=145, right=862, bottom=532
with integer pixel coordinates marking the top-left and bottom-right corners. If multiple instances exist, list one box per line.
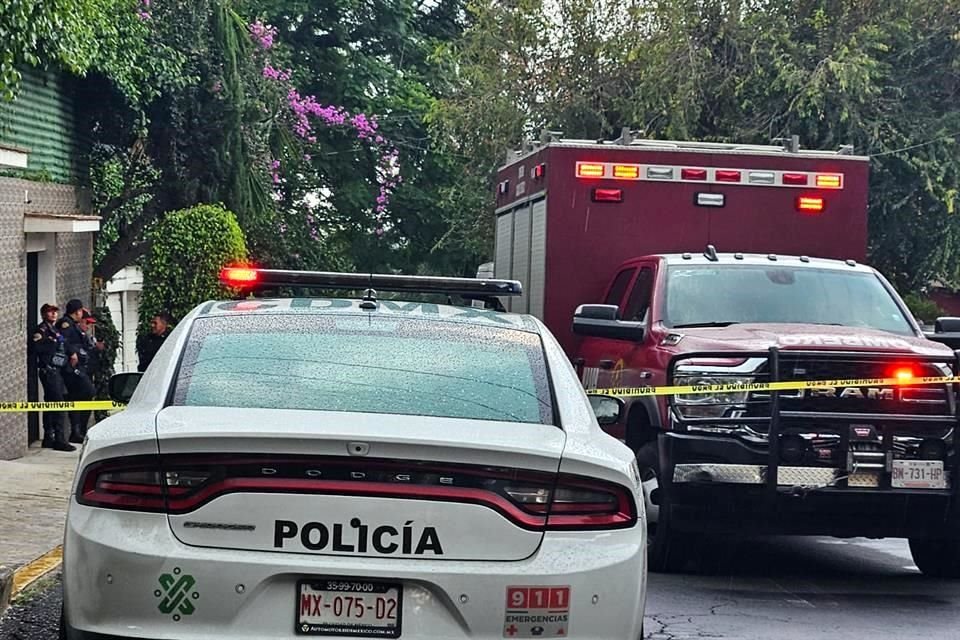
left=488, top=132, right=960, bottom=576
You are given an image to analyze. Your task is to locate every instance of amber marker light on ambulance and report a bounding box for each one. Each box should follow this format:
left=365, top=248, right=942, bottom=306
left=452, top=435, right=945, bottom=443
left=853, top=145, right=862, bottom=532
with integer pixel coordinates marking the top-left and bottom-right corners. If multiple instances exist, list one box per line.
left=815, top=174, right=843, bottom=189
left=576, top=163, right=605, bottom=178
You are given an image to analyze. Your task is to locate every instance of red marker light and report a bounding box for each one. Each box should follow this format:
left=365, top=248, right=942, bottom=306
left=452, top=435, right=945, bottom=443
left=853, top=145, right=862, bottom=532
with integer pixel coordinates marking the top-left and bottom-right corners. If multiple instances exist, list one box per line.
left=797, top=196, right=824, bottom=213
left=715, top=170, right=742, bottom=182
left=782, top=173, right=808, bottom=186
left=221, top=267, right=259, bottom=284
left=681, top=168, right=708, bottom=181
left=591, top=188, right=623, bottom=203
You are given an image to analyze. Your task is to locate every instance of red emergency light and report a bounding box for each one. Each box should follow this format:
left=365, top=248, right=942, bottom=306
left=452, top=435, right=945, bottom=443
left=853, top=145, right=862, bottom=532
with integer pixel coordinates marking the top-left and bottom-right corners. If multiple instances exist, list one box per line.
left=796, top=196, right=825, bottom=213
left=591, top=188, right=623, bottom=203
left=888, top=364, right=915, bottom=383
left=681, top=168, right=707, bottom=181
left=715, top=170, right=742, bottom=183
left=221, top=267, right=259, bottom=285
left=533, top=163, right=546, bottom=179
left=782, top=173, right=808, bottom=185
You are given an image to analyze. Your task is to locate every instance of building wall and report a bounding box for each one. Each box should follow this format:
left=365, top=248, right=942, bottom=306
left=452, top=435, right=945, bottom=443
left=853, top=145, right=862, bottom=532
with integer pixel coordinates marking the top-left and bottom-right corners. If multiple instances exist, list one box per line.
left=56, top=232, right=94, bottom=309
left=0, top=68, right=87, bottom=183
left=0, top=179, right=28, bottom=460
left=106, top=267, right=143, bottom=374
left=0, top=177, right=93, bottom=460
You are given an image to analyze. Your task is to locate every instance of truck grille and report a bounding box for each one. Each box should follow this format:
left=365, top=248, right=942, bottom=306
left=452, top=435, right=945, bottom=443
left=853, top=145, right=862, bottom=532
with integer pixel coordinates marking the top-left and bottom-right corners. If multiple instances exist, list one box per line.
left=746, top=356, right=950, bottom=417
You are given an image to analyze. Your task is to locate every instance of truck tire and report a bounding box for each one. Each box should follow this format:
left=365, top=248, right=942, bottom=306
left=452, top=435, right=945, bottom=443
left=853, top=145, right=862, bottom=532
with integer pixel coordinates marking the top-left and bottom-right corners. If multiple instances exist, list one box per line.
left=635, top=440, right=691, bottom=573
left=908, top=536, right=960, bottom=578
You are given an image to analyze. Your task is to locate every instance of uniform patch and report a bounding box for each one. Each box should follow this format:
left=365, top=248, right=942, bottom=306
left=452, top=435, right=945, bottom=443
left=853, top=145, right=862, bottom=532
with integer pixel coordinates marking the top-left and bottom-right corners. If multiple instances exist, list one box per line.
left=32, top=333, right=42, bottom=341
left=61, top=321, right=70, bottom=329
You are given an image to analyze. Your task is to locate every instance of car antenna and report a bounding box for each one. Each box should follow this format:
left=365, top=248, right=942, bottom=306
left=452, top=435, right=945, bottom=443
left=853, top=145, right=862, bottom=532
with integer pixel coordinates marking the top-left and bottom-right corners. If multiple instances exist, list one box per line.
left=704, top=244, right=719, bottom=262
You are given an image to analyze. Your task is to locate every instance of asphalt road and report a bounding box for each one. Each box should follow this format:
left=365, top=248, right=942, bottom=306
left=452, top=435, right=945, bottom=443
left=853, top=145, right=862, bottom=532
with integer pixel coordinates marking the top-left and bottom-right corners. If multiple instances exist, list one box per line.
left=2, top=537, right=959, bottom=640
left=645, top=536, right=960, bottom=639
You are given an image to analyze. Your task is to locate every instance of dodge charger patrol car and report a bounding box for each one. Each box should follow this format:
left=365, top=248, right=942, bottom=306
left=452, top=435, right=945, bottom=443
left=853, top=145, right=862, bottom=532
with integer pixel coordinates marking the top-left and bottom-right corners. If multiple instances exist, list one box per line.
left=60, top=269, right=647, bottom=640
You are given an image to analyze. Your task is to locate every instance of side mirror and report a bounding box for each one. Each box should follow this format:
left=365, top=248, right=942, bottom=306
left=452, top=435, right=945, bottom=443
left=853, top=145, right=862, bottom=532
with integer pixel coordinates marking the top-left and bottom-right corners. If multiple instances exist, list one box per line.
left=588, top=394, right=624, bottom=426
left=934, top=317, right=960, bottom=333
left=572, top=304, right=646, bottom=341
left=109, top=372, right=142, bottom=404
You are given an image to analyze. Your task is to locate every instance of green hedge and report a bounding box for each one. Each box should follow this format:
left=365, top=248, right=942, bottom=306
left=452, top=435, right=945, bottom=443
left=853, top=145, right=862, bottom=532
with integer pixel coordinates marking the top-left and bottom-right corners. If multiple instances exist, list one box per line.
left=139, top=204, right=248, bottom=334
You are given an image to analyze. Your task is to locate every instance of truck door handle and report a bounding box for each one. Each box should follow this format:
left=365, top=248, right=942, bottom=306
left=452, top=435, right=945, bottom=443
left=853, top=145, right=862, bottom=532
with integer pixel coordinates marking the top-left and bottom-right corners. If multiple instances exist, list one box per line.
left=638, top=370, right=652, bottom=379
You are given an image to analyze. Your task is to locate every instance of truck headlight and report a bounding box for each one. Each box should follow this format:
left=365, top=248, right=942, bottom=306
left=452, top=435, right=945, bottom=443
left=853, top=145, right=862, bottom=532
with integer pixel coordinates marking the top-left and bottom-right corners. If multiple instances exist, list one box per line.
left=672, top=375, right=754, bottom=418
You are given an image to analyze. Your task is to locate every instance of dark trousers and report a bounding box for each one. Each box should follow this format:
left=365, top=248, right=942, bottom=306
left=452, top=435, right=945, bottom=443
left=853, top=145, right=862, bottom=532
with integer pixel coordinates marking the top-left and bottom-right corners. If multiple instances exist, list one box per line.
left=38, top=368, right=68, bottom=445
left=63, top=367, right=96, bottom=440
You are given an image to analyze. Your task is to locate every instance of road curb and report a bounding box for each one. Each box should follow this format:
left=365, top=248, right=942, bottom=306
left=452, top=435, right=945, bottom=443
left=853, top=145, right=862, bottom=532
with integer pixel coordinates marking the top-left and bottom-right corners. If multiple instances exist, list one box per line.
left=0, top=545, right=63, bottom=617
left=0, top=564, right=12, bottom=616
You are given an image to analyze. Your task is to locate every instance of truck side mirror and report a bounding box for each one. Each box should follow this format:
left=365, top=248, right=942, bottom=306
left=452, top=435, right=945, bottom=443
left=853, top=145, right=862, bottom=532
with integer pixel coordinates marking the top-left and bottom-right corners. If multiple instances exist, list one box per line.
left=934, top=317, right=960, bottom=333
left=925, top=317, right=960, bottom=349
left=572, top=304, right=646, bottom=341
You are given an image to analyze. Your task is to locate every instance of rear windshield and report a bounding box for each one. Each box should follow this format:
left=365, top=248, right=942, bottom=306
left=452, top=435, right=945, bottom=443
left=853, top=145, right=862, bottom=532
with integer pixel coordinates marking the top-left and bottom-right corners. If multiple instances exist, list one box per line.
left=171, top=314, right=554, bottom=424
left=664, top=265, right=915, bottom=336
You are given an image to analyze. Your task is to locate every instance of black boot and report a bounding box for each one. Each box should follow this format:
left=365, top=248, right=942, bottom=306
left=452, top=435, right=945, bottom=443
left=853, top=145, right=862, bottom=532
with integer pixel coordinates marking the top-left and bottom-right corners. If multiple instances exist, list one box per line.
left=53, top=441, right=76, bottom=452
left=69, top=424, right=85, bottom=443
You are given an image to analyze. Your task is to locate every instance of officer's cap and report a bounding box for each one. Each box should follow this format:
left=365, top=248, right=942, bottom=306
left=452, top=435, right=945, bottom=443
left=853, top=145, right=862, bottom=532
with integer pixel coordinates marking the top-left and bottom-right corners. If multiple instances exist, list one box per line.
left=65, top=299, right=84, bottom=315
left=40, top=303, right=58, bottom=314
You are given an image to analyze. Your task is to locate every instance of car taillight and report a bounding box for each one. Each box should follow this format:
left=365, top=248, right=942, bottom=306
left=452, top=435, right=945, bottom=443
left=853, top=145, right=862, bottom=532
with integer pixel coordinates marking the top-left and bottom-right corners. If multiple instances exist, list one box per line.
left=77, top=455, right=637, bottom=531
left=504, top=476, right=636, bottom=530
left=78, top=456, right=212, bottom=513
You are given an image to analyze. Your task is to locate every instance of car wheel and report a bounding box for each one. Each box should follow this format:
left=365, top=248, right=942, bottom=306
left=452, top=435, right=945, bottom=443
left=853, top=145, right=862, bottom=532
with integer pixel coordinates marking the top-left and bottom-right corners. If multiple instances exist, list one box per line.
left=909, top=536, right=960, bottom=578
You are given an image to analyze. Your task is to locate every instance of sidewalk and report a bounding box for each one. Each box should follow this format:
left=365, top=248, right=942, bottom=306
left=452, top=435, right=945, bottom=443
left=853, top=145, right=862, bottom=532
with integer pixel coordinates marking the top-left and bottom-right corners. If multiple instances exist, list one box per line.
left=0, top=444, right=80, bottom=612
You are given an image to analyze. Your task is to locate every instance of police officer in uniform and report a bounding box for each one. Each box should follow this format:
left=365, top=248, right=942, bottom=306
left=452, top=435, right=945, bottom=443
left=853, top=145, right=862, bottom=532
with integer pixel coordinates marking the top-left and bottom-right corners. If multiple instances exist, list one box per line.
left=59, top=299, right=97, bottom=443
left=28, top=303, right=75, bottom=451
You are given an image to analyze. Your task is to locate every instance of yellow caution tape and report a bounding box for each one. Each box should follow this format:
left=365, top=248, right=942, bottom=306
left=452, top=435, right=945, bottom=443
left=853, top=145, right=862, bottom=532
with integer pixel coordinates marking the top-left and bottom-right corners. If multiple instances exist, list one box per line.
left=6, top=376, right=959, bottom=408
left=587, top=375, right=960, bottom=398
left=0, top=400, right=126, bottom=413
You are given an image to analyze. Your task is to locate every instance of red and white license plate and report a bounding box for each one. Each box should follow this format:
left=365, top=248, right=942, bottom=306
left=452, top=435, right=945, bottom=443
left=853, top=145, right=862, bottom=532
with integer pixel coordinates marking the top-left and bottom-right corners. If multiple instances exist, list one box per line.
left=891, top=460, right=946, bottom=489
left=296, top=579, right=402, bottom=637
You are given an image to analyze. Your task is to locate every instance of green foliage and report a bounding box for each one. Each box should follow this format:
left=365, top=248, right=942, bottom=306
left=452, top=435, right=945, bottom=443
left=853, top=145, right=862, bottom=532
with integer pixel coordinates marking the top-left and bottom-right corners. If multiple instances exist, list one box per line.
left=902, top=293, right=946, bottom=325
left=435, top=0, right=960, bottom=288
left=89, top=305, right=121, bottom=422
left=89, top=141, right=161, bottom=267
left=139, top=204, right=248, bottom=333
left=0, top=0, right=188, bottom=106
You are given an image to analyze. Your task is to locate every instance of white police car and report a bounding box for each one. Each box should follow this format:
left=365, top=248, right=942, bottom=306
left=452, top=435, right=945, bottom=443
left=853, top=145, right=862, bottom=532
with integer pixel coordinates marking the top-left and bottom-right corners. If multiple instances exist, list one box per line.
left=61, top=269, right=647, bottom=639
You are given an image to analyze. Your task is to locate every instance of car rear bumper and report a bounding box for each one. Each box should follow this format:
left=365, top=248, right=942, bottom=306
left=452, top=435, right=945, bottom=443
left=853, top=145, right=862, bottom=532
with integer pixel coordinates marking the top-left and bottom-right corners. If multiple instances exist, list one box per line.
left=63, top=505, right=647, bottom=640
left=660, top=432, right=960, bottom=537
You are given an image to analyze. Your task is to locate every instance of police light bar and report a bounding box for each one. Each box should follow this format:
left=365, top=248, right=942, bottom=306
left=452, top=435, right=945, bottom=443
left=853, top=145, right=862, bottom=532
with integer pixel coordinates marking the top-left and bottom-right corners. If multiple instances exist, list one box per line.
left=219, top=267, right=523, bottom=297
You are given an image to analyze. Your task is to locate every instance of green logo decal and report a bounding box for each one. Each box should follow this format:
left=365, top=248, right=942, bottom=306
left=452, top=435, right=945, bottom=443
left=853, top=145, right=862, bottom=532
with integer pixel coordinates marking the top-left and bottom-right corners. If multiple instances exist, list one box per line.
left=155, top=567, right=199, bottom=621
